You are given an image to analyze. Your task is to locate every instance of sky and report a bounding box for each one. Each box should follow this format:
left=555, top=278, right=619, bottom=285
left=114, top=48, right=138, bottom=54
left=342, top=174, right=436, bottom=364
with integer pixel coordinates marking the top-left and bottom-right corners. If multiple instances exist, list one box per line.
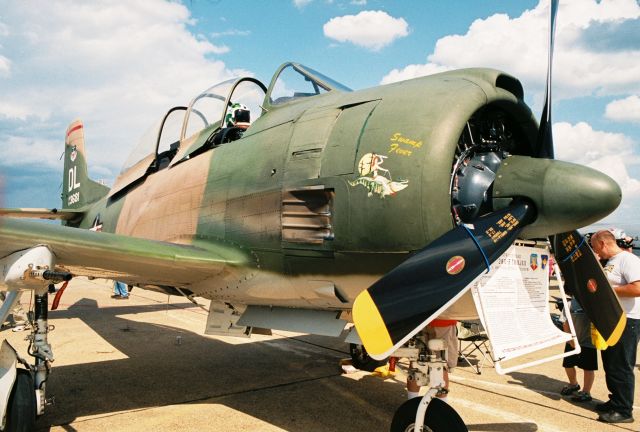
left=0, top=0, right=639, bottom=232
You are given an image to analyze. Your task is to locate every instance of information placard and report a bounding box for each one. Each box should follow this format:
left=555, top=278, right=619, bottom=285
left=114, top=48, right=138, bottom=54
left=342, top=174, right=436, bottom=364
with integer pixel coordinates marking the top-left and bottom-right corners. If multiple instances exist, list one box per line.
left=471, top=245, right=574, bottom=370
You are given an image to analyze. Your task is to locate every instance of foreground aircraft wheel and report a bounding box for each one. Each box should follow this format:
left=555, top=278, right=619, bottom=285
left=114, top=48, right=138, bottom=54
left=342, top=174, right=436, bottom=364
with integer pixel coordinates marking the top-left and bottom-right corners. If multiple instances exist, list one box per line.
left=390, top=397, right=467, bottom=432
left=349, top=343, right=387, bottom=372
left=5, top=370, right=36, bottom=432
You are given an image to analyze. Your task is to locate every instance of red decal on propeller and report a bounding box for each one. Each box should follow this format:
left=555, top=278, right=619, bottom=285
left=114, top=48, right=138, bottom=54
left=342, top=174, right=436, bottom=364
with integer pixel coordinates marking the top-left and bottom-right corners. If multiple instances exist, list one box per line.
left=446, top=256, right=466, bottom=275
left=586, top=278, right=598, bottom=293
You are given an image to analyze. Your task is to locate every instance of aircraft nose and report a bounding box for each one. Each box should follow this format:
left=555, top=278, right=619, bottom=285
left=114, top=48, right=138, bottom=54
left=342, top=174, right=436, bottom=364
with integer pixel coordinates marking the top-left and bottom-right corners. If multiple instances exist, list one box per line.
left=492, top=155, right=621, bottom=238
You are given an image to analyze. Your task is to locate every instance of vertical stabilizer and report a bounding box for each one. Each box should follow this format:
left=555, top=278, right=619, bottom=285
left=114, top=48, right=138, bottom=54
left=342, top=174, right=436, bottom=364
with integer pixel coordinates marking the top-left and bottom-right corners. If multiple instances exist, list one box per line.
left=62, top=120, right=109, bottom=209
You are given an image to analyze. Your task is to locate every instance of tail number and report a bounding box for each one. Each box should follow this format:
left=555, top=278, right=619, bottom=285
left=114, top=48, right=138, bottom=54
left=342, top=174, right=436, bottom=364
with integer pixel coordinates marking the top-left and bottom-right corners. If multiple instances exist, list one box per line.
left=67, top=192, right=80, bottom=205
left=68, top=166, right=81, bottom=192
left=67, top=166, right=81, bottom=205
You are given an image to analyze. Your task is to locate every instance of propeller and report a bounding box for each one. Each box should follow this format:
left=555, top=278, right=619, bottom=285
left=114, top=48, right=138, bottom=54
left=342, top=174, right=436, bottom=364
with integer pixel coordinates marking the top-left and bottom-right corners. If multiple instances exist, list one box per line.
left=354, top=201, right=535, bottom=359
left=552, top=231, right=625, bottom=346
left=353, top=0, right=623, bottom=359
left=535, top=0, right=559, bottom=159
left=534, top=0, right=626, bottom=346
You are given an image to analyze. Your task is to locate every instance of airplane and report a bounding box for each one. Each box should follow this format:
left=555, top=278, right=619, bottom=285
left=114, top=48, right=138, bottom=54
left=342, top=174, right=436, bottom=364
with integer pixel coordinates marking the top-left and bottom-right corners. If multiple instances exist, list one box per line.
left=0, top=1, right=627, bottom=430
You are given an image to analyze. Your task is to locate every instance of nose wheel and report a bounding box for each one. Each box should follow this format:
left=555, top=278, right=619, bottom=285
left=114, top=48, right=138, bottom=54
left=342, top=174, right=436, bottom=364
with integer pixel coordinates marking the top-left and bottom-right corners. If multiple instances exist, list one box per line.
left=390, top=397, right=467, bottom=432
left=5, top=369, right=36, bottom=432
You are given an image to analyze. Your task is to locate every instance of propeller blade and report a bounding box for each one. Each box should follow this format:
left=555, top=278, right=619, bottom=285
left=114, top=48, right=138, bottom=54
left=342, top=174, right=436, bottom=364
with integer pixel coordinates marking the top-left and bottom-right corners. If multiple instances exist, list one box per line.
left=536, top=0, right=559, bottom=159
left=536, top=2, right=624, bottom=346
left=353, top=201, right=535, bottom=360
left=552, top=230, right=626, bottom=346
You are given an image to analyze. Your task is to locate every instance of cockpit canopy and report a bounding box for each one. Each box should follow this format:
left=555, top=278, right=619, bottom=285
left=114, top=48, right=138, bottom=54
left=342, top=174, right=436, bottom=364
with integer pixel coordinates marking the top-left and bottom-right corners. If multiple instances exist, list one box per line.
left=110, top=63, right=350, bottom=198
left=267, top=62, right=351, bottom=106
left=182, top=77, right=267, bottom=141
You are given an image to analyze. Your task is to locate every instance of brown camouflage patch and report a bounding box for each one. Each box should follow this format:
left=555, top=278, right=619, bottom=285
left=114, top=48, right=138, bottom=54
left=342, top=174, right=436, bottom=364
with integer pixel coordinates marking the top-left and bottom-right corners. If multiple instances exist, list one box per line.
left=115, top=152, right=212, bottom=244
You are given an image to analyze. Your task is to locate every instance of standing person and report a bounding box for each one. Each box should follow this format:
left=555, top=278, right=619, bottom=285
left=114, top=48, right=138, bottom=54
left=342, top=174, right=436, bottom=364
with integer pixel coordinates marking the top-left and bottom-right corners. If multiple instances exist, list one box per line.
left=112, top=281, right=129, bottom=300
left=406, top=319, right=457, bottom=403
left=590, top=230, right=640, bottom=424
left=559, top=298, right=596, bottom=402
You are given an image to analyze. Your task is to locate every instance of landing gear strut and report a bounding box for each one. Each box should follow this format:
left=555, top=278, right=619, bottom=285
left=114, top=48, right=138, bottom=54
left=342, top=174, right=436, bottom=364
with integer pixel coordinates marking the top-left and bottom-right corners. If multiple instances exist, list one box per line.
left=390, top=337, right=468, bottom=432
left=0, top=246, right=68, bottom=430
left=30, top=291, right=55, bottom=415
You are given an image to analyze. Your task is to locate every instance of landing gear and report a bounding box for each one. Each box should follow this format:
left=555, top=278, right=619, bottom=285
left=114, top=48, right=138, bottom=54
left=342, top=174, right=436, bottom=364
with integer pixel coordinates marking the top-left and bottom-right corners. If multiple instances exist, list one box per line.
left=30, top=291, right=54, bottom=415
left=5, top=370, right=36, bottom=432
left=0, top=246, right=68, bottom=429
left=388, top=336, right=468, bottom=432
left=349, top=343, right=387, bottom=372
left=390, top=397, right=467, bottom=432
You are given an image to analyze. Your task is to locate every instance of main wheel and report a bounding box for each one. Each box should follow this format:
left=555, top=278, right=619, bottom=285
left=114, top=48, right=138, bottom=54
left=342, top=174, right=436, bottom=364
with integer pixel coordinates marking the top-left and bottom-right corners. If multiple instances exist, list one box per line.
left=390, top=397, right=467, bottom=432
left=349, top=343, right=387, bottom=372
left=5, top=370, right=36, bottom=432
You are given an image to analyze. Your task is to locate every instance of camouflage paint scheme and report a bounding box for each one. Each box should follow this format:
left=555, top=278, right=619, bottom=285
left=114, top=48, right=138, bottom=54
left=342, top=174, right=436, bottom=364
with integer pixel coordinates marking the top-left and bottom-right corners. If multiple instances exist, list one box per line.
left=0, top=62, right=620, bottom=320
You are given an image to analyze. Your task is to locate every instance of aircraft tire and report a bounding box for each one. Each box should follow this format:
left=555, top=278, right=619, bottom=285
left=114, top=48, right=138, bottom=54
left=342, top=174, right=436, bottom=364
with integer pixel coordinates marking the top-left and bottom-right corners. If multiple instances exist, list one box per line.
left=349, top=343, right=387, bottom=372
left=5, top=370, right=36, bottom=432
left=390, top=397, right=468, bottom=432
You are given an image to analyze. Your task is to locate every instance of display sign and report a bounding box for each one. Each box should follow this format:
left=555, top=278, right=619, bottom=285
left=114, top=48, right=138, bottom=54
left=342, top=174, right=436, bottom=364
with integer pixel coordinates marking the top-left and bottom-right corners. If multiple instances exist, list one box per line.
left=471, top=245, right=576, bottom=373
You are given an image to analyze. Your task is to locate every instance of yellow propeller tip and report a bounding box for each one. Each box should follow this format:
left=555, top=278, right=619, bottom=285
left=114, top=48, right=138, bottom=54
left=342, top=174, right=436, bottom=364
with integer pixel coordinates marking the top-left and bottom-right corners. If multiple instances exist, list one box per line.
left=353, top=290, right=394, bottom=358
left=605, top=313, right=627, bottom=347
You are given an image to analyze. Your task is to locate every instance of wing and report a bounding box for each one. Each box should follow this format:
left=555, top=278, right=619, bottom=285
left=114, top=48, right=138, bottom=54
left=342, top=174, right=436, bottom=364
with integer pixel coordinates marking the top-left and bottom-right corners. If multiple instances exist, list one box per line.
left=0, top=217, right=249, bottom=288
left=0, top=207, right=85, bottom=221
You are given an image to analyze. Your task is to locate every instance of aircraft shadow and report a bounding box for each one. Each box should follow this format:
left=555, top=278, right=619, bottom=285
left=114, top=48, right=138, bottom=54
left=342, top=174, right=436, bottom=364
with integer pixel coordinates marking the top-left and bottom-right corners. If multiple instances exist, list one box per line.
left=35, top=298, right=404, bottom=431
left=30, top=297, right=582, bottom=432
left=506, top=371, right=565, bottom=402
left=466, top=423, right=538, bottom=432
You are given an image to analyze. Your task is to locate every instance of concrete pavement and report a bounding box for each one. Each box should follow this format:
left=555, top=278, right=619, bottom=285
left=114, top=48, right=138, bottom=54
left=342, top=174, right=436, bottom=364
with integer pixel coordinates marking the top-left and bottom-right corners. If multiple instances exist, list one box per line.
left=4, top=278, right=639, bottom=431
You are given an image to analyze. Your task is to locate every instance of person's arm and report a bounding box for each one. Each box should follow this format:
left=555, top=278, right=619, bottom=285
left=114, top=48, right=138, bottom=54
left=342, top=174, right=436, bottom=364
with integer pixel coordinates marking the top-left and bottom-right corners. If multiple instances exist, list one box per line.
left=614, top=280, right=640, bottom=297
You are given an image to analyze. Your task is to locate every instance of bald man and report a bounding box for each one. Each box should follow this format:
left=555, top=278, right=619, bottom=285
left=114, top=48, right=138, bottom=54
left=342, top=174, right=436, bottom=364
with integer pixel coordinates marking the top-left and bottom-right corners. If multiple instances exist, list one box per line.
left=590, top=230, right=640, bottom=424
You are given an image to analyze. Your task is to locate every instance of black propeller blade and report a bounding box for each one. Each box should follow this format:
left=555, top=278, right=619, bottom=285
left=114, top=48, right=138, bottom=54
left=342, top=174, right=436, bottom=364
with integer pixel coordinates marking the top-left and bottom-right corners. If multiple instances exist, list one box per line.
left=353, top=201, right=535, bottom=360
left=534, top=0, right=626, bottom=344
left=536, top=0, right=558, bottom=159
left=552, top=231, right=626, bottom=346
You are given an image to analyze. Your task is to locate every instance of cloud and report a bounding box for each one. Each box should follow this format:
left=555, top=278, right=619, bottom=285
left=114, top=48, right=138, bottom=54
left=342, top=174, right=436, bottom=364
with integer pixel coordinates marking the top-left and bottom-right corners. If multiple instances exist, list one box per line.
left=323, top=10, right=409, bottom=51
left=211, top=29, right=251, bottom=38
left=0, top=0, right=246, bottom=193
left=0, top=135, right=62, bottom=171
left=554, top=121, right=640, bottom=224
left=208, top=44, right=230, bottom=54
left=0, top=55, right=10, bottom=77
left=293, top=0, right=313, bottom=8
left=0, top=101, right=29, bottom=120
left=380, top=0, right=640, bottom=99
left=351, top=0, right=367, bottom=5
left=605, top=95, right=640, bottom=123
left=554, top=121, right=636, bottom=165
left=579, top=17, right=640, bottom=52
left=381, top=63, right=451, bottom=85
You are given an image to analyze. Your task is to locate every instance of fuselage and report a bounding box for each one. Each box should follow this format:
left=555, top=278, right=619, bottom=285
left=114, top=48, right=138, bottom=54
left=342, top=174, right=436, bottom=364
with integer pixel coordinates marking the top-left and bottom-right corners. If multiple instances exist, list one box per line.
left=67, top=66, right=541, bottom=318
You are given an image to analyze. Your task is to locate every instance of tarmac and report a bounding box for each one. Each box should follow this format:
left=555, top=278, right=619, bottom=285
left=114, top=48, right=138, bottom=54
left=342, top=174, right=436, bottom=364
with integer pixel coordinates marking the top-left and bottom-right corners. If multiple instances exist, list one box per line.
left=4, top=278, right=640, bottom=432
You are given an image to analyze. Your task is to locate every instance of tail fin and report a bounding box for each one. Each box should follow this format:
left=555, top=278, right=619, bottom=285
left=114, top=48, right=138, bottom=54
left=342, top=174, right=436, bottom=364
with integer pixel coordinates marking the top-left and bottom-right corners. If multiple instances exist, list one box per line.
left=62, top=120, right=109, bottom=209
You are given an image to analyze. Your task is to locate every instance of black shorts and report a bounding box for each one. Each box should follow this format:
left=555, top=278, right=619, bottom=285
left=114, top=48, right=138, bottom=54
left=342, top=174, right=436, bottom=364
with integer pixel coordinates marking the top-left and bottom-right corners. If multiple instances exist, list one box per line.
left=562, top=343, right=598, bottom=371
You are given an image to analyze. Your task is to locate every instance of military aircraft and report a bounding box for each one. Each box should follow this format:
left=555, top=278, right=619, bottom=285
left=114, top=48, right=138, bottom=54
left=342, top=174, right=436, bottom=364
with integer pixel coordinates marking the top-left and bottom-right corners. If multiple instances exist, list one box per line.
left=0, top=1, right=627, bottom=430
